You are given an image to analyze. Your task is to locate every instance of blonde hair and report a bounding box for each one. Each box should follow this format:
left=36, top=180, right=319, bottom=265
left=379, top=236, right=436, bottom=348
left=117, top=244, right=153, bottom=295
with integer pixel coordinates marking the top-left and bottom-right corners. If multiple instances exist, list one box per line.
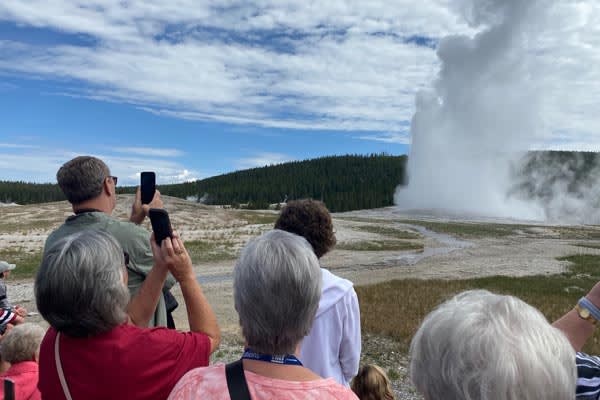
left=351, top=364, right=395, bottom=400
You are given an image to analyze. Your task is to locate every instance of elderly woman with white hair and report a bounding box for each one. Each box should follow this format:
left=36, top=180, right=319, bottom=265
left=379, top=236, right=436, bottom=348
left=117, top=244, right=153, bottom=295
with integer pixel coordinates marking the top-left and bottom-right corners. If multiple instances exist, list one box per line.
left=36, top=229, right=220, bottom=400
left=410, top=290, right=576, bottom=400
left=168, top=229, right=358, bottom=400
left=0, top=323, right=45, bottom=400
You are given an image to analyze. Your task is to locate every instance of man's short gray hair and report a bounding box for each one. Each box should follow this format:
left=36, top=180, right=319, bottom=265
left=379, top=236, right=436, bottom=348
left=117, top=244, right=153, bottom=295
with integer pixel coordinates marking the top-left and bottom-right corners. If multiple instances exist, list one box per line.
left=234, top=229, right=322, bottom=355
left=410, top=290, right=576, bottom=400
left=35, top=230, right=130, bottom=338
left=0, top=323, right=46, bottom=363
left=57, top=156, right=110, bottom=204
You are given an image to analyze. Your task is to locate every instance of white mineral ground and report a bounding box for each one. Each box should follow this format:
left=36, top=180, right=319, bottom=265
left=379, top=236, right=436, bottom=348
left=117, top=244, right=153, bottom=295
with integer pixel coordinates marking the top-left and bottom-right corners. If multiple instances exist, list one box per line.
left=2, top=196, right=599, bottom=399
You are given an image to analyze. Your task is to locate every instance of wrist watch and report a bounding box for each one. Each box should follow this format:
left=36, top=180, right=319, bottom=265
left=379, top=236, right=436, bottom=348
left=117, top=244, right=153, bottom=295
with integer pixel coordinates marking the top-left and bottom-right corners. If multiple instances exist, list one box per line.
left=575, top=304, right=598, bottom=325
left=576, top=297, right=600, bottom=325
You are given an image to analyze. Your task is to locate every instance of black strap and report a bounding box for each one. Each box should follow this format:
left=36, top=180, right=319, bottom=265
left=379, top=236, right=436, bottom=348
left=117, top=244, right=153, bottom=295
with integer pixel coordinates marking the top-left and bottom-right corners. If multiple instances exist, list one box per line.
left=3, top=378, right=14, bottom=400
left=225, top=360, right=251, bottom=400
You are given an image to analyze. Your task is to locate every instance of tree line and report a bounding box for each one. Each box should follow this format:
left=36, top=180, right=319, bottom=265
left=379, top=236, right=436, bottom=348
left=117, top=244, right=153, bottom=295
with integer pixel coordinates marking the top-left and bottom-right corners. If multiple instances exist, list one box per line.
left=0, top=154, right=406, bottom=212
left=5, top=151, right=599, bottom=212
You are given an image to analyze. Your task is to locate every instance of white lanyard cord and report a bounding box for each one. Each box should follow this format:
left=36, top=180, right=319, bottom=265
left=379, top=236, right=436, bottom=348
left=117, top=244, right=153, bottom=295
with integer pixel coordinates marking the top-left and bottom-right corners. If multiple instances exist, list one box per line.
left=54, top=332, right=74, bottom=400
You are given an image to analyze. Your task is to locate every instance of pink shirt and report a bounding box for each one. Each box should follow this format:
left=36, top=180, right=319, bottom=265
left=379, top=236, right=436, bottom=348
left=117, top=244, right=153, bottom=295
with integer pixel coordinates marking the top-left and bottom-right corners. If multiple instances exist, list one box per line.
left=168, top=364, right=359, bottom=400
left=0, top=361, right=41, bottom=400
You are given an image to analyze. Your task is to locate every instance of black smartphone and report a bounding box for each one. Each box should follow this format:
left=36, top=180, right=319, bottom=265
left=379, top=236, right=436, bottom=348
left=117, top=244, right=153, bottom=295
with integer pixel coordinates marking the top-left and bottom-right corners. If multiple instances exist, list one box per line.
left=140, top=171, right=156, bottom=205
left=149, top=208, right=173, bottom=244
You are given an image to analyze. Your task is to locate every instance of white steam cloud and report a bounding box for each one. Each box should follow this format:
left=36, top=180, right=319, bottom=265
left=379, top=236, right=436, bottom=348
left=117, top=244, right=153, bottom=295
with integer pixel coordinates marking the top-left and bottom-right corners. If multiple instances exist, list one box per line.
left=394, top=0, right=599, bottom=223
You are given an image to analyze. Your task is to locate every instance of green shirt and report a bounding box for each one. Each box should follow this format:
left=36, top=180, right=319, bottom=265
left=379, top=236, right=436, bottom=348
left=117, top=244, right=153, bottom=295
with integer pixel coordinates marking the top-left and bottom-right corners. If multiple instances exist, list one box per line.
left=44, top=211, right=176, bottom=327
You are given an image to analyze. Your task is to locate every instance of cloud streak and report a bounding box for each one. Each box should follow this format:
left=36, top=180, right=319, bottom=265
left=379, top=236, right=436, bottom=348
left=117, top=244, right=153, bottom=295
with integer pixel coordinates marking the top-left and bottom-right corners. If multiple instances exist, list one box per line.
left=0, top=1, right=598, bottom=149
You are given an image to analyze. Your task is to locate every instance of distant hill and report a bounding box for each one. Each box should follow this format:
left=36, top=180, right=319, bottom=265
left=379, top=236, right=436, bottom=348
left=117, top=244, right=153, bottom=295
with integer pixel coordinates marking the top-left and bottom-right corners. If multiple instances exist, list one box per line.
left=141, top=154, right=407, bottom=212
left=0, top=154, right=407, bottom=212
left=4, top=151, right=599, bottom=213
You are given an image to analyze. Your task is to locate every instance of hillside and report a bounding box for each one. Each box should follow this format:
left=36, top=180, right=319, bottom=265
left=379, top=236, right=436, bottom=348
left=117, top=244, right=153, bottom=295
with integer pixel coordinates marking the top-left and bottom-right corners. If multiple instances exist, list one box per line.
left=0, top=154, right=407, bottom=212
left=4, top=151, right=600, bottom=213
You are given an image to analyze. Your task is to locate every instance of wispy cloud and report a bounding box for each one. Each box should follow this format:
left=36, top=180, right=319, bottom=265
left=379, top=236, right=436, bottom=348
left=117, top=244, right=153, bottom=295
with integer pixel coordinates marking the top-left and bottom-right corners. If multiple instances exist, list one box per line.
left=112, top=146, right=184, bottom=158
left=0, top=147, right=201, bottom=184
left=358, top=133, right=411, bottom=144
left=0, top=1, right=598, bottom=149
left=235, top=152, right=294, bottom=170
left=0, top=143, right=39, bottom=149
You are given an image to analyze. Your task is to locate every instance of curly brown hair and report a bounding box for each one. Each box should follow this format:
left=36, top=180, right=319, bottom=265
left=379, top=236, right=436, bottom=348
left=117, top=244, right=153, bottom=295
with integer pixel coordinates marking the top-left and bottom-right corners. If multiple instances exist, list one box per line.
left=274, top=199, right=336, bottom=258
left=351, top=364, right=395, bottom=400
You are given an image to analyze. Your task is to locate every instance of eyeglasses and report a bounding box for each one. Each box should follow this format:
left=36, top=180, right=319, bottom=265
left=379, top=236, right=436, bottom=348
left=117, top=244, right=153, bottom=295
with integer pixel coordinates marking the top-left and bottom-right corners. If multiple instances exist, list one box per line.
left=108, top=176, right=118, bottom=185
left=123, top=251, right=130, bottom=268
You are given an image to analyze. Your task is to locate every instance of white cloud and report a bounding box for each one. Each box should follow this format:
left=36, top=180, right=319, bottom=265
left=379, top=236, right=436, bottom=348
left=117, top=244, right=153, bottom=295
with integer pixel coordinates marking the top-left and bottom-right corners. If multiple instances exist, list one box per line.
left=235, top=152, right=294, bottom=170
left=358, top=133, right=411, bottom=144
left=0, top=1, right=465, bottom=135
left=0, top=143, right=39, bottom=149
left=0, top=0, right=598, bottom=150
left=112, top=146, right=184, bottom=157
left=0, top=147, right=201, bottom=184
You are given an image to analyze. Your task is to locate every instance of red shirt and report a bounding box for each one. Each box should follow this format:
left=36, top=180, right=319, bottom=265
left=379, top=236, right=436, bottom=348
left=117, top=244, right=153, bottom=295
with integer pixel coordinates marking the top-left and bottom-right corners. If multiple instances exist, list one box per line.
left=38, top=324, right=211, bottom=400
left=0, top=361, right=41, bottom=400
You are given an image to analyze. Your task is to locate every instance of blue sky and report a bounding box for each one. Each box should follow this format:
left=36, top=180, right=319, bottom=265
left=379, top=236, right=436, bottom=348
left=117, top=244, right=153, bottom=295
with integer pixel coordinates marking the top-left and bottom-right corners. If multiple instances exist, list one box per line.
left=0, top=1, right=599, bottom=185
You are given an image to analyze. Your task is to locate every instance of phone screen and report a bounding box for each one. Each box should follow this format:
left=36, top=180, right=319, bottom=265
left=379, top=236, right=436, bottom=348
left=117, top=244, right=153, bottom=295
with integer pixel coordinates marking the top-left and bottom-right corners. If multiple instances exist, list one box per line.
left=149, top=208, right=173, bottom=244
left=141, top=172, right=156, bottom=205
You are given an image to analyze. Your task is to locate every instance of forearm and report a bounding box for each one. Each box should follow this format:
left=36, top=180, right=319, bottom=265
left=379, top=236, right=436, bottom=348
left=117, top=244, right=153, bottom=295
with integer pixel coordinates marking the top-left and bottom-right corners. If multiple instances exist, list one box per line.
left=127, top=265, right=168, bottom=327
left=553, top=309, right=595, bottom=351
left=180, top=277, right=220, bottom=353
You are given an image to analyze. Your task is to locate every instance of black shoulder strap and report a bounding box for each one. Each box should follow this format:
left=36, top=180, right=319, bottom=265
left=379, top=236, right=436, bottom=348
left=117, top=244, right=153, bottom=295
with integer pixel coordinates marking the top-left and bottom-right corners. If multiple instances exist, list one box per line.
left=225, top=360, right=252, bottom=400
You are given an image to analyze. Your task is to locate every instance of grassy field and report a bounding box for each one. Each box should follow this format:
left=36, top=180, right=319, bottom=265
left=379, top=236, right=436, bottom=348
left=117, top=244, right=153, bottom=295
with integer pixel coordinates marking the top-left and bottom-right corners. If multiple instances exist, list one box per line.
left=355, top=225, right=422, bottom=240
left=337, top=240, right=423, bottom=252
left=184, top=240, right=238, bottom=263
left=356, top=254, right=600, bottom=354
left=0, top=248, right=43, bottom=279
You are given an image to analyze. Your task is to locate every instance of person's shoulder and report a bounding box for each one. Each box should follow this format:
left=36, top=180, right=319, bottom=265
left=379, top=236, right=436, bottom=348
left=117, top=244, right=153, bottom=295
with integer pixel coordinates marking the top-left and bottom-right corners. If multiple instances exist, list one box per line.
left=168, top=364, right=226, bottom=400
left=319, top=379, right=359, bottom=399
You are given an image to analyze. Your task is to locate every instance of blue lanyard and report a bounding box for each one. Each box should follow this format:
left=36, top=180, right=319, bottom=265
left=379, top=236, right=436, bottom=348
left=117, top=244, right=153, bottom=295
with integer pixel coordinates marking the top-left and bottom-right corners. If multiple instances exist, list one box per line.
left=241, top=349, right=303, bottom=366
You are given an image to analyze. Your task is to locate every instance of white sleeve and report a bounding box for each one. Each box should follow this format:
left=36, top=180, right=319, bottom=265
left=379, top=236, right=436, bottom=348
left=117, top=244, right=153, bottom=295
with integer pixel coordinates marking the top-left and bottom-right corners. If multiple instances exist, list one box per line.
left=339, top=287, right=361, bottom=383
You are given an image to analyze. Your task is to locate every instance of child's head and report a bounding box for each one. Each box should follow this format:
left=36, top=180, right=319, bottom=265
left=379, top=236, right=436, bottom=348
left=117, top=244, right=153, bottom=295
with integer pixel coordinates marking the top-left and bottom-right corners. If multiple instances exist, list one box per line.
left=0, top=261, right=15, bottom=279
left=351, top=364, right=395, bottom=400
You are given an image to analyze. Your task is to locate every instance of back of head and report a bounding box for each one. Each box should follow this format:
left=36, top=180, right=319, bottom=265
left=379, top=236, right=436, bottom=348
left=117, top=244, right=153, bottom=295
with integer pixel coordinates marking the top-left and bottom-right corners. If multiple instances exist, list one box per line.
left=35, top=230, right=130, bottom=338
left=57, top=156, right=110, bottom=204
left=234, top=229, right=322, bottom=354
left=0, top=323, right=46, bottom=364
left=274, top=199, right=336, bottom=258
left=351, top=364, right=395, bottom=400
left=409, top=290, right=576, bottom=400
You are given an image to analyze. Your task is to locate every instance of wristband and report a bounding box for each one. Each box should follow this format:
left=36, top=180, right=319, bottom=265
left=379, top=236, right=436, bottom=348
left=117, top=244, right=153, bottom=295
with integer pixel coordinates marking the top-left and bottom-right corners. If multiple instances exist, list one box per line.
left=578, top=297, right=600, bottom=322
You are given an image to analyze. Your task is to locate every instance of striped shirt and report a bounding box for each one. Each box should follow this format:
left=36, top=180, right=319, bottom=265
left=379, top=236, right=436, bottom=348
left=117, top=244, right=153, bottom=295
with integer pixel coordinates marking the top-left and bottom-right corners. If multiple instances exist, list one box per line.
left=0, top=308, right=16, bottom=330
left=578, top=352, right=600, bottom=399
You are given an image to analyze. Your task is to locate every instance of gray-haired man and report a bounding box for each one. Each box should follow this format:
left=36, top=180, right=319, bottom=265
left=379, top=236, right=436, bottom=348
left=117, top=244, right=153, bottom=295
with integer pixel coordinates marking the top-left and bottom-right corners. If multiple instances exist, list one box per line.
left=44, top=156, right=176, bottom=327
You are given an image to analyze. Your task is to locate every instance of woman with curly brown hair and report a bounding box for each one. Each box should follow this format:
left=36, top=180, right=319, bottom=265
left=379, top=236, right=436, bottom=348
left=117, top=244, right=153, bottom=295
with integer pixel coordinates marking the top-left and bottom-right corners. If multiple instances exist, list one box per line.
left=275, top=199, right=361, bottom=387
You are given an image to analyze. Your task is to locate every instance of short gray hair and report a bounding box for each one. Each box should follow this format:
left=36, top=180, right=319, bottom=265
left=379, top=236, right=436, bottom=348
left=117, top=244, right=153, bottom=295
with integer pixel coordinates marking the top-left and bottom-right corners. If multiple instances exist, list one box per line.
left=35, top=230, right=130, bottom=337
left=57, top=156, right=110, bottom=204
left=234, top=229, right=322, bottom=354
left=410, top=290, right=576, bottom=400
left=0, top=323, right=46, bottom=363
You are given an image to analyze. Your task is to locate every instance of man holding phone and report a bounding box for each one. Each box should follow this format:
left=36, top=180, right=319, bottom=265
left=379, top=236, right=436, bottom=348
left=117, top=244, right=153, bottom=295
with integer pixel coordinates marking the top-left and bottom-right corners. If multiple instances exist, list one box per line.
left=44, top=156, right=176, bottom=328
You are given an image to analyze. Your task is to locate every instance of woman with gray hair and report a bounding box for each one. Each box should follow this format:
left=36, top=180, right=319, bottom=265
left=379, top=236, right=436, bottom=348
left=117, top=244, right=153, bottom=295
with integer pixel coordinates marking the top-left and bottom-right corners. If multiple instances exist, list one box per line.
left=0, top=323, right=45, bottom=400
left=169, top=229, right=358, bottom=400
left=410, top=290, right=576, bottom=400
left=36, top=229, right=220, bottom=400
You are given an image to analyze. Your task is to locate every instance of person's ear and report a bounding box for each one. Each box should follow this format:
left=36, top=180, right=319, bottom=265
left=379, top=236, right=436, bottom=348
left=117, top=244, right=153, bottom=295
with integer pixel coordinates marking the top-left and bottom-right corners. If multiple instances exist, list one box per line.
left=103, top=176, right=113, bottom=196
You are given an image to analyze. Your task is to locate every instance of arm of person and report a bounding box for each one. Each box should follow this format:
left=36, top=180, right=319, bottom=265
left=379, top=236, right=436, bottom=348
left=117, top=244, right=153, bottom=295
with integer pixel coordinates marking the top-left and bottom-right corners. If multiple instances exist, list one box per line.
left=151, top=234, right=221, bottom=354
left=129, top=186, right=164, bottom=225
left=553, top=281, right=600, bottom=351
left=339, top=288, right=361, bottom=383
left=126, top=259, right=169, bottom=327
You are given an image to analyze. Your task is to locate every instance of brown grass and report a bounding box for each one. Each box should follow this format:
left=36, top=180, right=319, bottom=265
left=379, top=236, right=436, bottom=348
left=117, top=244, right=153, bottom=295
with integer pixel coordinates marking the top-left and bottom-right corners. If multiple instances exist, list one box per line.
left=356, top=254, right=600, bottom=353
